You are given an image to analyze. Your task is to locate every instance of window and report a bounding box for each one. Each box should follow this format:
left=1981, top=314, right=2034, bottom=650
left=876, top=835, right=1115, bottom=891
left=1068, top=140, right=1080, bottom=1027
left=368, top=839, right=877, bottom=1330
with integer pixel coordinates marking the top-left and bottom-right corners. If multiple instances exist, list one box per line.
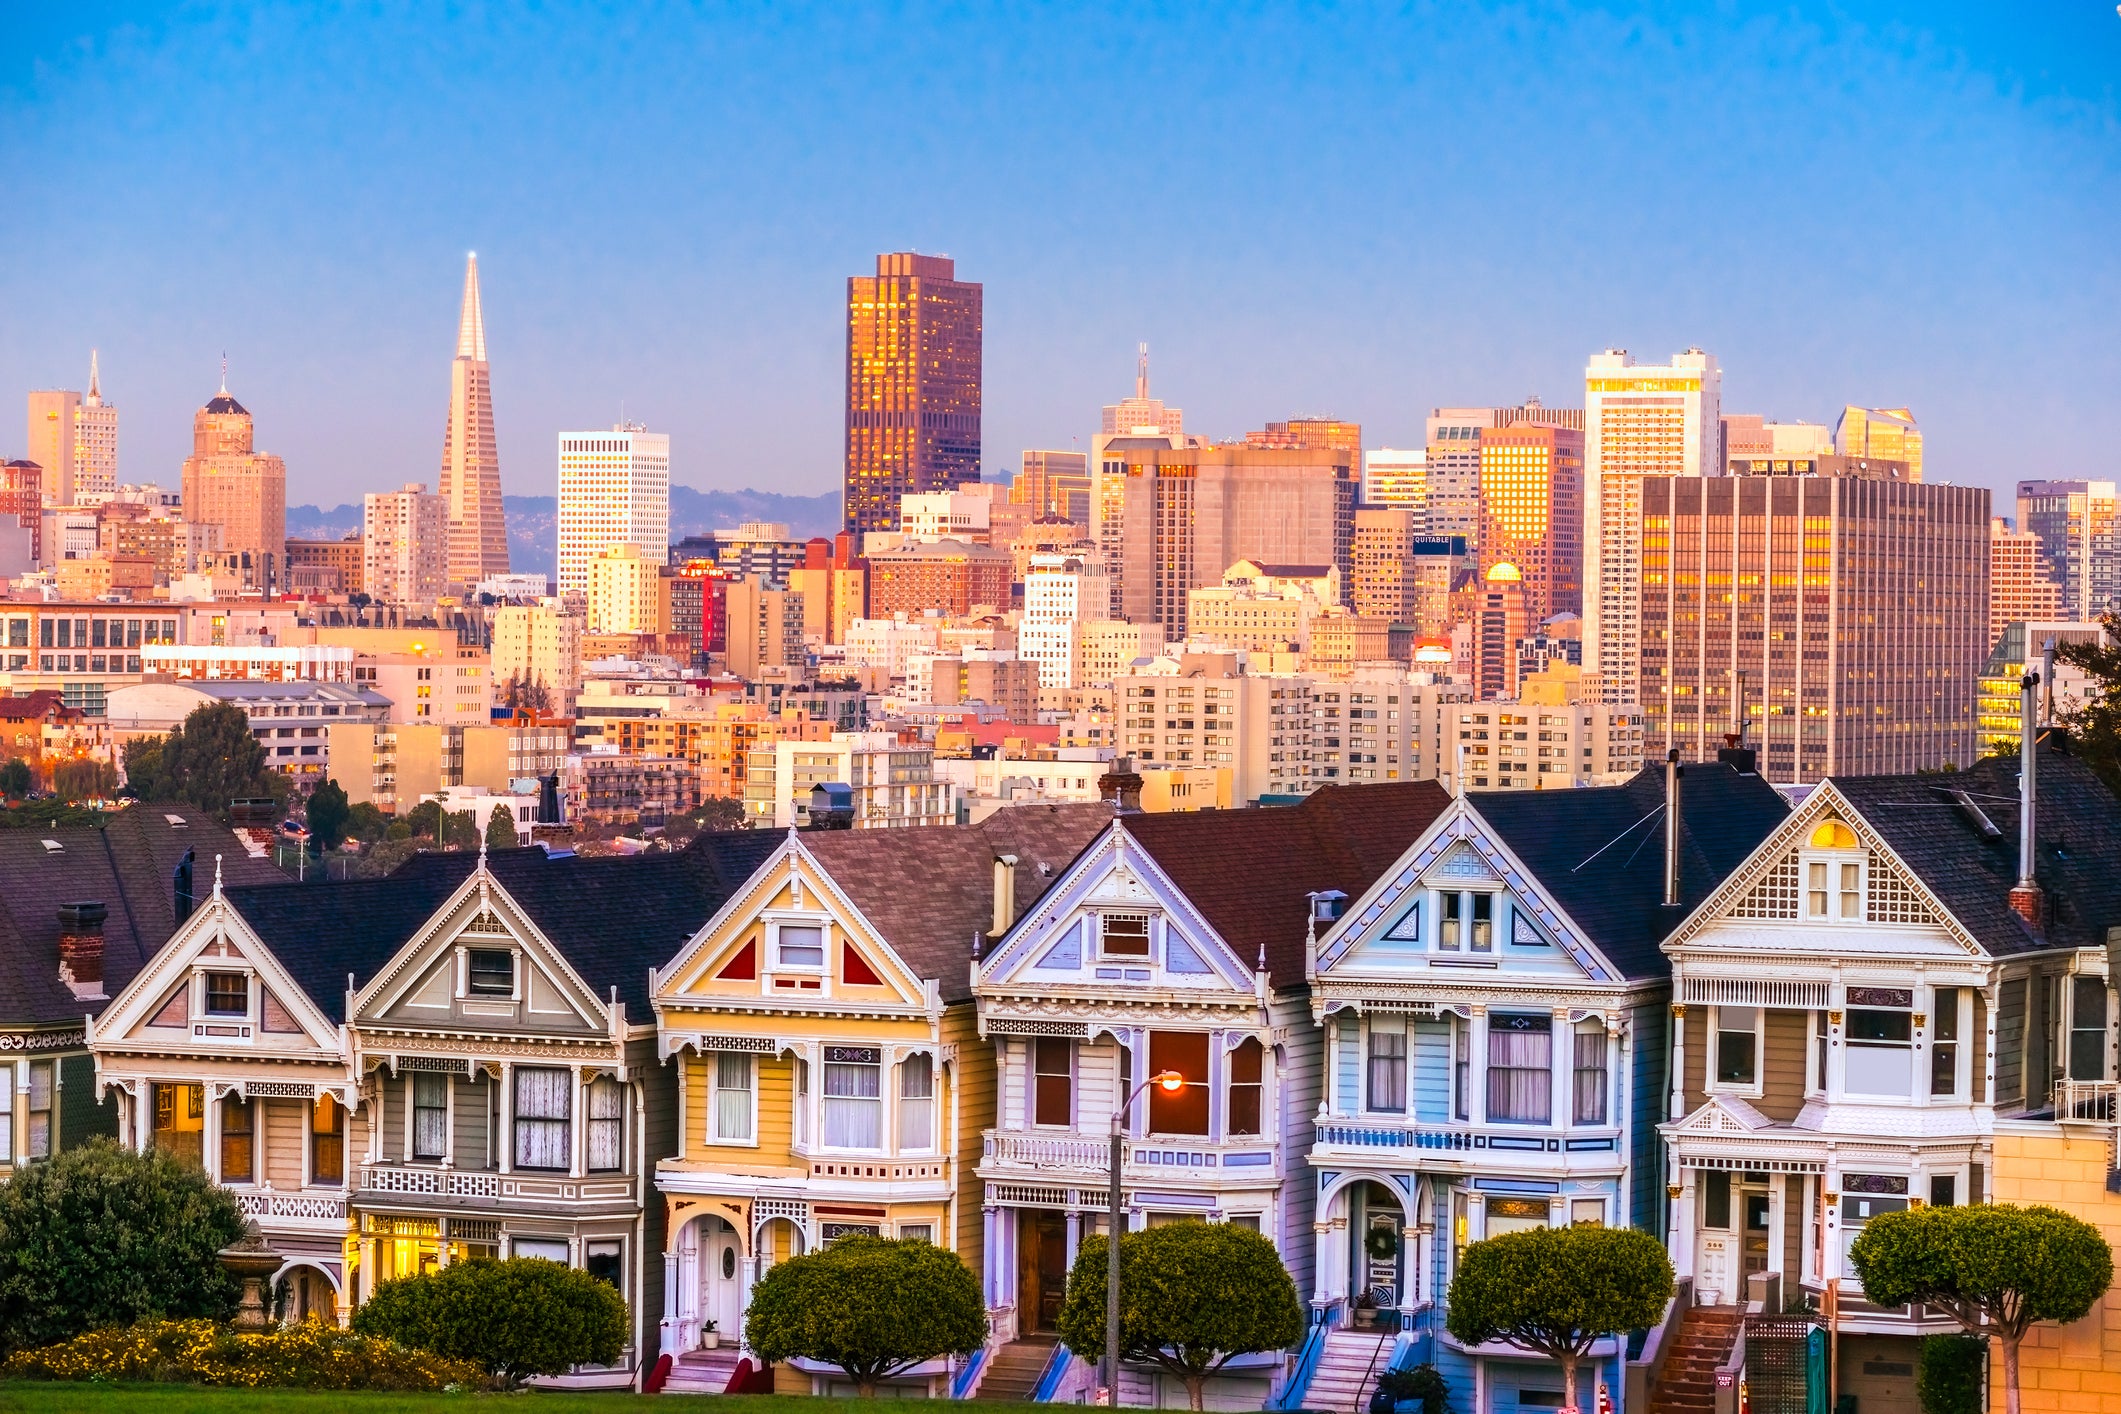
left=1814, top=1009, right=1829, bottom=1092
left=1453, top=1018, right=1470, bottom=1120
left=777, top=925, right=825, bottom=968
left=153, top=1083, right=205, bottom=1166
left=585, top=1239, right=623, bottom=1288
left=1100, top=913, right=1150, bottom=958
left=25, top=1060, right=53, bottom=1160
left=1471, top=894, right=1494, bottom=951
left=204, top=972, right=248, bottom=1016
left=514, top=1067, right=572, bottom=1170
left=712, top=1052, right=753, bottom=1142
left=1485, top=1195, right=1550, bottom=1236
left=1227, top=1037, right=1264, bottom=1136
left=1703, top=1170, right=1732, bottom=1229
left=1487, top=1014, right=1552, bottom=1124
left=0, top=1068, right=14, bottom=1160
left=899, top=1222, right=935, bottom=1243
left=1930, top=1173, right=1956, bottom=1208
left=1367, top=1015, right=1407, bottom=1113
left=899, top=1054, right=934, bottom=1151
left=1838, top=863, right=1861, bottom=919
left=587, top=1077, right=624, bottom=1171
left=2070, top=977, right=2108, bottom=1082
left=1570, top=1198, right=1606, bottom=1227
left=413, top=1073, right=449, bottom=1159
left=1931, top=988, right=1961, bottom=1096
left=468, top=950, right=514, bottom=995
left=1714, top=1007, right=1759, bottom=1087
left=221, top=1095, right=254, bottom=1182
left=1846, top=1002, right=1915, bottom=1096
left=1807, top=862, right=1828, bottom=918
left=1573, top=1021, right=1609, bottom=1124
left=1033, top=1038, right=1073, bottom=1127
left=312, top=1094, right=344, bottom=1185
left=513, top=1237, right=569, bottom=1262
left=822, top=1046, right=882, bottom=1149
left=1440, top=893, right=1462, bottom=950
left=1147, top=1031, right=1210, bottom=1135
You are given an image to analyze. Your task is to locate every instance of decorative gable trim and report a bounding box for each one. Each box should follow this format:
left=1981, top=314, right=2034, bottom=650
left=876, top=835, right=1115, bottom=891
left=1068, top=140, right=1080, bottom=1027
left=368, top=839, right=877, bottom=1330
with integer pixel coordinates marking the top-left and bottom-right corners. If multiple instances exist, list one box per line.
left=1315, top=801, right=1620, bottom=982
left=1666, top=783, right=1981, bottom=956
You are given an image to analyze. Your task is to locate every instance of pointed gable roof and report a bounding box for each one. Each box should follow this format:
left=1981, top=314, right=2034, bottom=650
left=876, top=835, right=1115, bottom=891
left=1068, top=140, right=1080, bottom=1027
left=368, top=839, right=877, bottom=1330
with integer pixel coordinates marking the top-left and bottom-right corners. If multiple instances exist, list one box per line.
left=797, top=803, right=1111, bottom=1003
left=232, top=832, right=782, bottom=1022
left=1472, top=762, right=1788, bottom=980
left=1829, top=741, right=2121, bottom=958
left=1117, top=781, right=1453, bottom=988
left=0, top=806, right=288, bottom=1027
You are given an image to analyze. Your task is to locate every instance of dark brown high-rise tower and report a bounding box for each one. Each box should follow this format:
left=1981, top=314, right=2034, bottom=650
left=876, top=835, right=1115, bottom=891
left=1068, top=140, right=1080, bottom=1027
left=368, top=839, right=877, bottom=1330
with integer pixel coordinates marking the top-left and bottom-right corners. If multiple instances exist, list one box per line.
left=843, top=252, right=982, bottom=537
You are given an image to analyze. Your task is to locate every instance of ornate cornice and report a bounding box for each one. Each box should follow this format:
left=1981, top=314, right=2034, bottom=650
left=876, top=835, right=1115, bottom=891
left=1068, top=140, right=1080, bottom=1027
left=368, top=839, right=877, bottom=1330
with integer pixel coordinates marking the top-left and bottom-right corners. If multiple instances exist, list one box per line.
left=0, top=1028, right=86, bottom=1054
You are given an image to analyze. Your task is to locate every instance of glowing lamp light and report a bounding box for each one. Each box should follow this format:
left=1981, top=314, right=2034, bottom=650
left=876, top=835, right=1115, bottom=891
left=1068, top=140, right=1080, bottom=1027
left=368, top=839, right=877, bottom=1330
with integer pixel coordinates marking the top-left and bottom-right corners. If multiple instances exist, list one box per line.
left=1153, top=1070, right=1186, bottom=1093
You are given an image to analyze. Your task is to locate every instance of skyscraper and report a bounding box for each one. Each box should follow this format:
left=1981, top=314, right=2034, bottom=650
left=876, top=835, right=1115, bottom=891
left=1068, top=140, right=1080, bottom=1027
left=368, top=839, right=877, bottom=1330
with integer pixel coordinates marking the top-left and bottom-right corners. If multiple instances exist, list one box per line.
left=179, top=372, right=286, bottom=587
left=1583, top=348, right=1721, bottom=686
left=25, top=388, right=78, bottom=506
left=75, top=353, right=118, bottom=499
left=557, top=423, right=671, bottom=598
left=1639, top=463, right=1987, bottom=781
left=2015, top=480, right=2118, bottom=622
left=1360, top=448, right=1427, bottom=514
left=1014, top=449, right=1092, bottom=525
left=1422, top=400, right=1581, bottom=554
left=843, top=252, right=982, bottom=537
left=1988, top=517, right=2063, bottom=650
left=363, top=482, right=448, bottom=606
left=438, top=254, right=510, bottom=585
left=1478, top=421, right=1583, bottom=622
left=1834, top=405, right=1923, bottom=482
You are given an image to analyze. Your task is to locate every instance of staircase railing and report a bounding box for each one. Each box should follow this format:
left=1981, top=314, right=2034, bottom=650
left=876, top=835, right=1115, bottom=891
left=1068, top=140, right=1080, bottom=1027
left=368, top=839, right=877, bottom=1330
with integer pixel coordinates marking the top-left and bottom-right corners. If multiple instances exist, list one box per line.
left=1625, top=1277, right=1692, bottom=1414
left=1350, top=1327, right=1393, bottom=1414
left=1031, top=1342, right=1075, bottom=1402
left=1273, top=1311, right=1332, bottom=1411
left=949, top=1343, right=990, bottom=1400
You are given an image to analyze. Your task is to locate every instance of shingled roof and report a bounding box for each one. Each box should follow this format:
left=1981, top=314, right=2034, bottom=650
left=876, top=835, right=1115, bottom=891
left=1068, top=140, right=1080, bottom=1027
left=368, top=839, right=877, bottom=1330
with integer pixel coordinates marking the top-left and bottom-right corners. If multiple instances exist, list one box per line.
left=1830, top=741, right=2121, bottom=959
left=227, top=831, right=783, bottom=1022
left=0, top=806, right=289, bottom=1028
left=1119, top=781, right=1453, bottom=988
left=802, top=803, right=1112, bottom=1004
left=1476, top=761, right=1789, bottom=980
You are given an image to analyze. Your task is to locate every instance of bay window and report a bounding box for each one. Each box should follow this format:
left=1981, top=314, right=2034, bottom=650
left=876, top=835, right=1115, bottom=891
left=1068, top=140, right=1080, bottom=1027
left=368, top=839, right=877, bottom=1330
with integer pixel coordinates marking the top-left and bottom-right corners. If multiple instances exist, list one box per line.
left=413, top=1073, right=449, bottom=1159
left=1453, top=1019, right=1470, bottom=1120
left=1931, top=989, right=1961, bottom=1096
left=822, top=1047, right=882, bottom=1149
left=1572, top=1020, right=1608, bottom=1124
left=1714, top=1007, right=1759, bottom=1088
left=153, top=1082, right=205, bottom=1166
left=1033, top=1038, right=1072, bottom=1127
left=25, top=1060, right=53, bottom=1160
left=586, top=1076, right=623, bottom=1171
left=1367, top=1015, right=1407, bottom=1113
left=712, top=1052, right=753, bottom=1142
left=1227, top=1037, right=1263, bottom=1136
left=220, top=1095, right=254, bottom=1182
left=311, top=1093, right=344, bottom=1185
left=513, top=1067, right=572, bottom=1170
left=1147, top=1031, right=1209, bottom=1135
left=2070, top=977, right=2108, bottom=1081
left=1845, top=992, right=1914, bottom=1096
left=898, top=1054, right=934, bottom=1151
left=1486, top=1013, right=1552, bottom=1124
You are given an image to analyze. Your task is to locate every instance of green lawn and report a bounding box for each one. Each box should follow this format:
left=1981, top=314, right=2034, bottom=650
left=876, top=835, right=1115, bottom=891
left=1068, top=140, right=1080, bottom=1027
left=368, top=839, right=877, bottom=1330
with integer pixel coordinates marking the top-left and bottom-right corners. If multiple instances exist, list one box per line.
left=0, top=1389, right=1055, bottom=1414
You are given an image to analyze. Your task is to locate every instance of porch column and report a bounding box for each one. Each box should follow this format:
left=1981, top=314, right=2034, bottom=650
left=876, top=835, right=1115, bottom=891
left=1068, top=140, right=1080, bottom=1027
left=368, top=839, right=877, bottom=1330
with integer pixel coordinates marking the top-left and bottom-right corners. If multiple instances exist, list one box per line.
left=135, top=1083, right=153, bottom=1153
left=1311, top=1216, right=1335, bottom=1308
left=1673, top=1170, right=1698, bottom=1284
left=1822, top=1163, right=1843, bottom=1282
left=203, top=1085, right=223, bottom=1183
left=1669, top=1004, right=1687, bottom=1120
left=1550, top=1009, right=1571, bottom=1131
left=497, top=1063, right=514, bottom=1174
left=1470, top=1009, right=1489, bottom=1125
left=569, top=1067, right=587, bottom=1178
left=1766, top=1172, right=1788, bottom=1280
left=1064, top=1211, right=1082, bottom=1269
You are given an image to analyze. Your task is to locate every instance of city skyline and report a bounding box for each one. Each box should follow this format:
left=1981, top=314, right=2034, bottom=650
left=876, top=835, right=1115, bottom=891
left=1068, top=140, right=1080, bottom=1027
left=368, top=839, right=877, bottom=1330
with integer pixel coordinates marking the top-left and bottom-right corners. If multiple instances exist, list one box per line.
left=2, top=5, right=2115, bottom=509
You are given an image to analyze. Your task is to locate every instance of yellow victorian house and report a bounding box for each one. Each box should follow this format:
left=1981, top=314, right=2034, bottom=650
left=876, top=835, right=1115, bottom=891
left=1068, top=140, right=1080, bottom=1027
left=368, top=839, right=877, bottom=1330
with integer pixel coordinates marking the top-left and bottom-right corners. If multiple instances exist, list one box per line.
left=649, top=806, right=1107, bottom=1394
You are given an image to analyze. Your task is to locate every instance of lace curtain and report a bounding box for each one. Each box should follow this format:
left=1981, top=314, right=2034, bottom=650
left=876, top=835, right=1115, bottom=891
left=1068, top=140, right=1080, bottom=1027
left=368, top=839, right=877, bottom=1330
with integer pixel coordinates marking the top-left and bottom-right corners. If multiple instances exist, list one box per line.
left=898, top=1054, right=934, bottom=1151
left=823, top=1059, right=882, bottom=1149
left=587, top=1077, right=624, bottom=1171
left=1486, top=1015, right=1552, bottom=1123
left=714, top=1052, right=753, bottom=1142
left=514, top=1067, right=571, bottom=1170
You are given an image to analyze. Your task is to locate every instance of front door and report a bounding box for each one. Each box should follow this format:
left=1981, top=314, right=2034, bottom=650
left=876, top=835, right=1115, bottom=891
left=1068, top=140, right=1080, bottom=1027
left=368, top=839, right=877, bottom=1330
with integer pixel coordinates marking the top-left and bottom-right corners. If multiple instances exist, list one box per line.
left=1018, top=1211, right=1068, bottom=1331
left=704, top=1220, right=744, bottom=1346
left=1742, top=1189, right=1772, bottom=1283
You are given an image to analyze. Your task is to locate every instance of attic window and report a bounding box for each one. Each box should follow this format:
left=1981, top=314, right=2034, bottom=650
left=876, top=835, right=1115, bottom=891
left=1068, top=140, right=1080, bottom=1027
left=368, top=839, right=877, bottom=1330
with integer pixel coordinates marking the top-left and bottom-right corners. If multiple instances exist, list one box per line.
left=1099, top=913, right=1150, bottom=958
left=468, top=949, right=514, bottom=996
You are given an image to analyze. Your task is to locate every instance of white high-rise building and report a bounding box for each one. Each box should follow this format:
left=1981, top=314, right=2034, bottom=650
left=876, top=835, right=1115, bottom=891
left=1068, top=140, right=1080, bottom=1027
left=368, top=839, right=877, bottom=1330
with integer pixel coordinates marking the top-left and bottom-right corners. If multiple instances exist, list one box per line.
left=1582, top=347, right=1721, bottom=686
left=75, top=352, right=119, bottom=499
left=1020, top=550, right=1112, bottom=689
left=1361, top=447, right=1427, bottom=515
left=363, top=482, right=448, bottom=606
left=557, top=422, right=670, bottom=598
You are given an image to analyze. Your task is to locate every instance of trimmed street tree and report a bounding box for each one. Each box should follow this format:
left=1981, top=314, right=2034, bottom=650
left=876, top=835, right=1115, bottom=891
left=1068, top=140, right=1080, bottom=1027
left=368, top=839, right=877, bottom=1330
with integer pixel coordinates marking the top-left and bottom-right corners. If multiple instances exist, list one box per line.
left=0, top=1139, right=246, bottom=1353
left=1446, top=1225, right=1673, bottom=1412
left=351, top=1256, right=627, bottom=1384
left=1851, top=1203, right=2112, bottom=1414
left=745, top=1234, right=984, bottom=1396
left=1057, top=1221, right=1304, bottom=1411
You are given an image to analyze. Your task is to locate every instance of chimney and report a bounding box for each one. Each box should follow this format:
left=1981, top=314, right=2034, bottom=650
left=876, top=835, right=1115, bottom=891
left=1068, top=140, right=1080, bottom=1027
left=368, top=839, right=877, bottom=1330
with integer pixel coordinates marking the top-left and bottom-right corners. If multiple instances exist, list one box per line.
left=1663, top=749, right=1684, bottom=908
left=991, top=854, right=1020, bottom=937
left=58, top=900, right=108, bottom=1000
left=1098, top=755, right=1144, bottom=813
left=2009, top=670, right=2044, bottom=929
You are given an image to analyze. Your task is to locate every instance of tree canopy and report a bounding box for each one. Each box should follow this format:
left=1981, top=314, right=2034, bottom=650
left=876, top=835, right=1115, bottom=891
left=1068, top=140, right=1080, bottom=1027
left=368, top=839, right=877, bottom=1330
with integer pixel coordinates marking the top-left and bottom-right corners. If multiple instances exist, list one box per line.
left=0, top=758, right=33, bottom=798
left=483, top=805, right=517, bottom=852
left=350, top=1256, right=627, bottom=1383
left=50, top=758, right=117, bottom=803
left=1057, top=1222, right=1305, bottom=1411
left=0, top=1139, right=245, bottom=1353
left=744, top=1235, right=985, bottom=1397
left=306, top=779, right=351, bottom=851
left=120, top=703, right=281, bottom=815
left=1851, top=1203, right=2112, bottom=1414
left=2056, top=617, right=2121, bottom=792
left=1446, top=1226, right=1672, bottom=1411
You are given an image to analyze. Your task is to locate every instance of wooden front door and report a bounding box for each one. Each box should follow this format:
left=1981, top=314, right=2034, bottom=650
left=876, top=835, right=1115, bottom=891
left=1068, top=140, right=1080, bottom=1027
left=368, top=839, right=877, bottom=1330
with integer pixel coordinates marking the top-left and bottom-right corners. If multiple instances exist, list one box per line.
left=1018, top=1211, right=1068, bottom=1331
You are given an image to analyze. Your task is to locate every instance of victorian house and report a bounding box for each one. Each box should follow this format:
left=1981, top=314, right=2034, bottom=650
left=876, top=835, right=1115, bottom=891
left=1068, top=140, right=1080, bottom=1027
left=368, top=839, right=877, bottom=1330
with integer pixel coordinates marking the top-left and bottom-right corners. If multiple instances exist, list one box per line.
left=4, top=807, right=281, bottom=1180
left=1659, top=740, right=2121, bottom=1414
left=972, top=782, right=1451, bottom=1409
left=1306, top=759, right=1785, bottom=1414
left=649, top=806, right=1106, bottom=1394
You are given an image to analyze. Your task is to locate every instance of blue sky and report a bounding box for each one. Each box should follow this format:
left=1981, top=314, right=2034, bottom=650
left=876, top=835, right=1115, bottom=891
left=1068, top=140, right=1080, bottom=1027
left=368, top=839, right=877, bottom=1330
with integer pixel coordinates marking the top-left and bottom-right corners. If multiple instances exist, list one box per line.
left=3, top=2, right=2116, bottom=509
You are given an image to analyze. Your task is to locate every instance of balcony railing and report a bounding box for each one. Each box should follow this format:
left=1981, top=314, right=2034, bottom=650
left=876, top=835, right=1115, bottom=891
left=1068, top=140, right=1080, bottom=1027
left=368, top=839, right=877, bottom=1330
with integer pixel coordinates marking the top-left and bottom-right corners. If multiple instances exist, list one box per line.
left=2053, top=1079, right=2120, bottom=1124
left=1313, top=1117, right=1621, bottom=1155
left=234, top=1191, right=347, bottom=1222
left=356, top=1166, right=501, bottom=1198
left=981, top=1130, right=1277, bottom=1175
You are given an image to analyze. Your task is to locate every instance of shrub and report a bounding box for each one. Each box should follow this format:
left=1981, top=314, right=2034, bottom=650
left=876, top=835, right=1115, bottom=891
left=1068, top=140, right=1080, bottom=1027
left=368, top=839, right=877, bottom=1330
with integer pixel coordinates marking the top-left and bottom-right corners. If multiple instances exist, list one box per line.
left=1374, top=1361, right=1455, bottom=1414
left=2, top=1317, right=486, bottom=1389
left=0, top=1138, right=247, bottom=1353
left=746, top=1234, right=986, bottom=1397
left=1917, top=1334, right=1985, bottom=1414
left=351, top=1256, right=627, bottom=1383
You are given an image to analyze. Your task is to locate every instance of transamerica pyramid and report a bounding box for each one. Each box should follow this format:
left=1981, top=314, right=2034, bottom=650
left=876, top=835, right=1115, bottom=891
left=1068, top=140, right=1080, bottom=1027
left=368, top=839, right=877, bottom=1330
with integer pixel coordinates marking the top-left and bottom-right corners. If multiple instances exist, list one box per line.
left=438, top=252, right=510, bottom=585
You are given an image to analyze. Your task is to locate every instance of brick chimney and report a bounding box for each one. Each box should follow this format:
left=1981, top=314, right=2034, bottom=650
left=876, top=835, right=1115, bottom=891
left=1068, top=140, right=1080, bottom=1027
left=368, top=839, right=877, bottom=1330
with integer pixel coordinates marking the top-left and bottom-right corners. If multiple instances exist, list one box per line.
left=58, top=900, right=108, bottom=1000
left=1099, top=754, right=1144, bottom=813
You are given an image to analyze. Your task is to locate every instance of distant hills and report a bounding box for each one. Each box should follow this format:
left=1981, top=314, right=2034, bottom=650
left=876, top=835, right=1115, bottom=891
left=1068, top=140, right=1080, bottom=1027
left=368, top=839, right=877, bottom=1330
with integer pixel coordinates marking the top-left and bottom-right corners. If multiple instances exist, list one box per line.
left=285, top=485, right=843, bottom=583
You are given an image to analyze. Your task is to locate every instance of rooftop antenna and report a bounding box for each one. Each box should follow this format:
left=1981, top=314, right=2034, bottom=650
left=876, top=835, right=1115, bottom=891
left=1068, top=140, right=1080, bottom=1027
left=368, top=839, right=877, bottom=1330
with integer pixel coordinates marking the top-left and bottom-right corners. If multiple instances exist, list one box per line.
left=218, top=353, right=228, bottom=395
left=2041, top=637, right=2057, bottom=726
left=1136, top=343, right=1149, bottom=401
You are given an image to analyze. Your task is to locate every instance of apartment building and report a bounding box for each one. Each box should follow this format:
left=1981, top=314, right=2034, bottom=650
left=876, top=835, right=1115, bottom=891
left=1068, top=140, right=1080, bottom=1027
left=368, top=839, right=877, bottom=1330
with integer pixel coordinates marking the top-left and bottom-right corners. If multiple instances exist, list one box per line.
left=742, top=732, right=954, bottom=829
left=1989, top=517, right=2064, bottom=649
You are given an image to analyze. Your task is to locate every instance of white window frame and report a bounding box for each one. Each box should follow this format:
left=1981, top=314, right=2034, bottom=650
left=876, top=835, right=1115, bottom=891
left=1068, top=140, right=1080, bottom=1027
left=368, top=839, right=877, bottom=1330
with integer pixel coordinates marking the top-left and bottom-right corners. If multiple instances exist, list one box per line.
left=1801, top=848, right=1866, bottom=924
left=1097, top=912, right=1152, bottom=961
left=768, top=918, right=830, bottom=973
left=707, top=1051, right=757, bottom=1147
left=897, top=1052, right=936, bottom=1154
left=1707, top=1005, right=1766, bottom=1098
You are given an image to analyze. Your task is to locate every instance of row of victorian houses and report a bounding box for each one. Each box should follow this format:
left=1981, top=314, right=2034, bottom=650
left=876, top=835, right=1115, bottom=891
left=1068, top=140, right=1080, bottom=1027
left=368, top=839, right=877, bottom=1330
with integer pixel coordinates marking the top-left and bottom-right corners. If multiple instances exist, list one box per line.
left=2, top=725, right=2119, bottom=1414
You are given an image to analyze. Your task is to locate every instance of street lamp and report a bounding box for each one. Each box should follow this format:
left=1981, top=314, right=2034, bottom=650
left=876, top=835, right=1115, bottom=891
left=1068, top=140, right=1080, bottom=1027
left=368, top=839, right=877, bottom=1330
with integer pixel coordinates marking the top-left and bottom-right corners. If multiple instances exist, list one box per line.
left=1107, top=1067, right=1186, bottom=1408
